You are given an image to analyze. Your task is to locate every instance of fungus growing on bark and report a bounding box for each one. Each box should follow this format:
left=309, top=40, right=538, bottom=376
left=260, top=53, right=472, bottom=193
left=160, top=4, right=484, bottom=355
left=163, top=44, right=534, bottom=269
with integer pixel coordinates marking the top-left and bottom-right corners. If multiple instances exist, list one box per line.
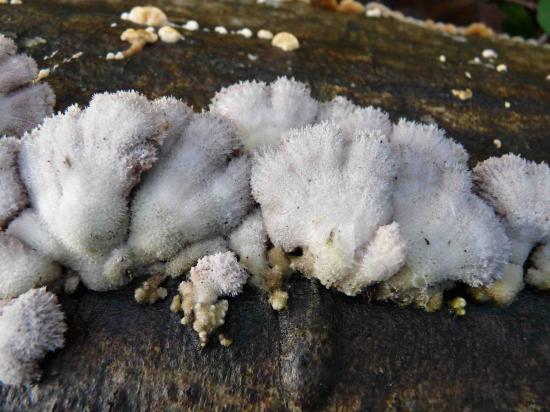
left=210, top=77, right=318, bottom=152
left=0, top=137, right=26, bottom=227
left=126, top=106, right=251, bottom=277
left=119, top=28, right=158, bottom=58
left=271, top=32, right=300, bottom=51
left=0, top=76, right=548, bottom=377
left=174, top=252, right=248, bottom=346
left=122, top=6, right=168, bottom=27
left=474, top=155, right=550, bottom=304
left=8, top=91, right=168, bottom=292
left=0, top=288, right=66, bottom=385
left=251, top=122, right=405, bottom=296
left=0, top=35, right=55, bottom=137
left=158, top=26, right=183, bottom=43
left=376, top=120, right=509, bottom=311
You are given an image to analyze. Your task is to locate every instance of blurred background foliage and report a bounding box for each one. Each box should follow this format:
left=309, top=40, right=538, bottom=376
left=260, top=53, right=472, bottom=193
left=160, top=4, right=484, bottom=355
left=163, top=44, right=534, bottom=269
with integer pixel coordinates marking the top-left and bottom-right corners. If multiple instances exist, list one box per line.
left=333, top=0, right=550, bottom=41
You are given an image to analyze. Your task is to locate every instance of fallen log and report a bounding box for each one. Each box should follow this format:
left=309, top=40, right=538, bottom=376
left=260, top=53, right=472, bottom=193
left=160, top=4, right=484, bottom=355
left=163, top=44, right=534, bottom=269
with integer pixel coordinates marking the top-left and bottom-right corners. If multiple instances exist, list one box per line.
left=0, top=0, right=549, bottom=410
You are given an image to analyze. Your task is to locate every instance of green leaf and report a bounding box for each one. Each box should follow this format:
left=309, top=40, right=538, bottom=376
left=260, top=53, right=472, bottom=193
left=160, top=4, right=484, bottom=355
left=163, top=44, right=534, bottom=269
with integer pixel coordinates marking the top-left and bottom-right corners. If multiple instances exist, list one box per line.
left=498, top=2, right=536, bottom=38
left=538, top=0, right=550, bottom=34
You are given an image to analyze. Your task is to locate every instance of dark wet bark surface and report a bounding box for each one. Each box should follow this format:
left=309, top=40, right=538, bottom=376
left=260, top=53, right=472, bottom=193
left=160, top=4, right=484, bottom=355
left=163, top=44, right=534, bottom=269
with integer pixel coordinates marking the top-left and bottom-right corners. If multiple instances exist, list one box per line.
left=0, top=0, right=549, bottom=410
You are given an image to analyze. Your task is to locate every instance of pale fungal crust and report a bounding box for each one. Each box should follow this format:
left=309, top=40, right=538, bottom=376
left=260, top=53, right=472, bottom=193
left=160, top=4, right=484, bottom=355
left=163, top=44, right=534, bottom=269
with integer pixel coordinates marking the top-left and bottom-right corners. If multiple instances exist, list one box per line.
left=252, top=122, right=404, bottom=296
left=474, top=154, right=550, bottom=304
left=265, top=247, right=291, bottom=310
left=126, top=106, right=251, bottom=274
left=0, top=35, right=55, bottom=137
left=210, top=77, right=318, bottom=152
left=0, top=75, right=549, bottom=372
left=164, top=238, right=229, bottom=279
left=316, top=95, right=392, bottom=139
left=257, top=29, right=273, bottom=40
left=1, top=91, right=251, bottom=302
left=135, top=274, right=168, bottom=304
left=482, top=49, right=498, bottom=59
left=182, top=20, right=199, bottom=31
left=229, top=210, right=269, bottom=287
left=237, top=28, right=253, bottom=38
left=449, top=296, right=467, bottom=316
left=366, top=7, right=382, bottom=17
left=218, top=334, right=233, bottom=347
left=134, top=237, right=229, bottom=305
left=0, top=288, right=66, bottom=385
left=526, top=244, right=550, bottom=290
left=0, top=137, right=27, bottom=228
left=158, top=26, right=183, bottom=43
left=0, top=232, right=62, bottom=299
left=13, top=91, right=169, bottom=291
left=229, top=211, right=291, bottom=310
left=271, top=32, right=300, bottom=52
left=173, top=252, right=248, bottom=347
left=36, top=68, right=50, bottom=81
left=376, top=120, right=510, bottom=310
left=63, top=275, right=80, bottom=294
left=451, top=88, right=473, bottom=100
left=122, top=6, right=168, bottom=27
left=119, top=28, right=158, bottom=58
left=496, top=64, right=507, bottom=73
left=211, top=78, right=392, bottom=153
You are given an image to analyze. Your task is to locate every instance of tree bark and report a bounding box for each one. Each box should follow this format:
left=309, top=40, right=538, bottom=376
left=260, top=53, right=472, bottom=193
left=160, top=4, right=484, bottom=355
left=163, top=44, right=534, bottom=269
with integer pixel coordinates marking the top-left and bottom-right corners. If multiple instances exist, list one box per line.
left=0, top=0, right=549, bottom=410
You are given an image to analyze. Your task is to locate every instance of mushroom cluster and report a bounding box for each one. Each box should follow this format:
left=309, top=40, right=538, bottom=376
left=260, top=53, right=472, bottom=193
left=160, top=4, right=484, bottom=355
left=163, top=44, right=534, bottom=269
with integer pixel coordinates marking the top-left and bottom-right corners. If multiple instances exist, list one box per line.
left=0, top=77, right=548, bottom=384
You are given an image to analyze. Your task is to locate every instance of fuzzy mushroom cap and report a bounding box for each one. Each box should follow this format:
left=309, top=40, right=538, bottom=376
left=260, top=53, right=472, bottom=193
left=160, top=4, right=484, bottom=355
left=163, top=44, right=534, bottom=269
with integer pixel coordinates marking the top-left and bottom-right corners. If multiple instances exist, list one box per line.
left=190, top=251, right=248, bottom=303
left=0, top=287, right=66, bottom=385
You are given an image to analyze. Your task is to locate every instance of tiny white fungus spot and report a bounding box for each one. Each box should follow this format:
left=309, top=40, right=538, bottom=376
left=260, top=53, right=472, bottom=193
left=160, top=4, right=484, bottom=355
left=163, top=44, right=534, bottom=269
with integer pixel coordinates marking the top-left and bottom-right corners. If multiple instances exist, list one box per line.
left=215, top=26, right=228, bottom=35
left=159, top=26, right=183, bottom=43
left=366, top=8, right=382, bottom=17
left=182, top=20, right=199, bottom=31
left=496, top=64, right=507, bottom=72
left=257, top=29, right=273, bottom=40
left=237, top=28, right=253, bottom=38
left=481, top=49, right=498, bottom=59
